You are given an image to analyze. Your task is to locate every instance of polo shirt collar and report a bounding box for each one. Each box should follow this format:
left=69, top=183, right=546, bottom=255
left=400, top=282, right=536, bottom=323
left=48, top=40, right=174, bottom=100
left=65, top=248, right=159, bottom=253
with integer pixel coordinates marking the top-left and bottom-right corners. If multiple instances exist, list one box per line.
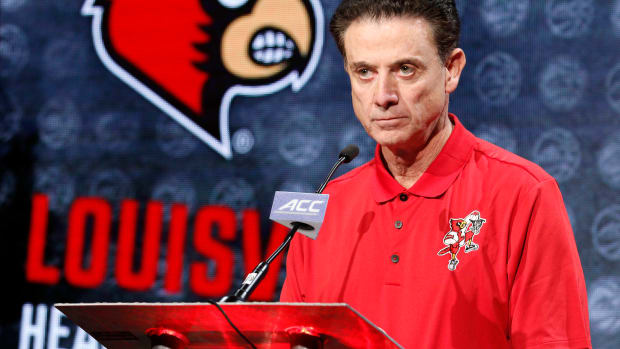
left=372, top=114, right=475, bottom=202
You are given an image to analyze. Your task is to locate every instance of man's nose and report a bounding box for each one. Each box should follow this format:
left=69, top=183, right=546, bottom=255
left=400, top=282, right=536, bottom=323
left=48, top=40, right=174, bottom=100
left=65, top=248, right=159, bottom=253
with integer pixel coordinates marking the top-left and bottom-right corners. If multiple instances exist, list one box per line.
left=374, top=74, right=398, bottom=109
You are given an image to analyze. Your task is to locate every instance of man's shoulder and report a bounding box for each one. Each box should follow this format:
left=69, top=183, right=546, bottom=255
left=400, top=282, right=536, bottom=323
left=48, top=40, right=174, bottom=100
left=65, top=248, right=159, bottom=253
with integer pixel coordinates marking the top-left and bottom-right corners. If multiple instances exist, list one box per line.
left=471, top=136, right=554, bottom=185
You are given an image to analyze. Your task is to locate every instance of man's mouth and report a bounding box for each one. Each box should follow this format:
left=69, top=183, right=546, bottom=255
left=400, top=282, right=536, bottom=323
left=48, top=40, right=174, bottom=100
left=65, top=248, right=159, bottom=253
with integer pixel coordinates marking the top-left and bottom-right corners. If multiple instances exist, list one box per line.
left=372, top=117, right=406, bottom=129
left=373, top=116, right=406, bottom=122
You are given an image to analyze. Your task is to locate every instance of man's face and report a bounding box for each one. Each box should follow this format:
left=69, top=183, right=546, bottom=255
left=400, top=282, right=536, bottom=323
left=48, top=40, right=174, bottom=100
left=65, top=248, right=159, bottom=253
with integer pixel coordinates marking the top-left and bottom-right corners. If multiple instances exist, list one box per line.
left=343, top=16, right=453, bottom=149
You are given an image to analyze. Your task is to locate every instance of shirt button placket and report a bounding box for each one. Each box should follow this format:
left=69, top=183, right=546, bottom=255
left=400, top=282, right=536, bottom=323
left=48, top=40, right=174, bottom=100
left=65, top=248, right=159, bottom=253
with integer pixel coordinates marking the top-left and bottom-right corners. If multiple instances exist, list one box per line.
left=387, top=194, right=407, bottom=285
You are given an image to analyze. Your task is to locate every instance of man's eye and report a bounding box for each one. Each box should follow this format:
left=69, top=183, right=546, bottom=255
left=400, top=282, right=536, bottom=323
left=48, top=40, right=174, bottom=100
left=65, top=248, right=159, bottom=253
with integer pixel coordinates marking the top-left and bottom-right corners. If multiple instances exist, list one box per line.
left=400, top=65, right=414, bottom=75
left=358, top=68, right=371, bottom=78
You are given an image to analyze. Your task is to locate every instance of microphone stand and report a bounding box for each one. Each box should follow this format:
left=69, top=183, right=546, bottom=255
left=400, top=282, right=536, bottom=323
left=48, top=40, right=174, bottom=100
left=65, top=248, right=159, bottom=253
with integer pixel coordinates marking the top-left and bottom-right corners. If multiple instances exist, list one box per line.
left=220, top=149, right=356, bottom=303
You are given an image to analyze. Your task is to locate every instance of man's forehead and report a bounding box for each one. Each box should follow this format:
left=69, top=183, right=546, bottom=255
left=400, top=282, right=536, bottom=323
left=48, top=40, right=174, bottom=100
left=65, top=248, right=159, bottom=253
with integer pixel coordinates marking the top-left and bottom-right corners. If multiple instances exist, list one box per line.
left=342, top=15, right=439, bottom=64
left=343, top=15, right=435, bottom=38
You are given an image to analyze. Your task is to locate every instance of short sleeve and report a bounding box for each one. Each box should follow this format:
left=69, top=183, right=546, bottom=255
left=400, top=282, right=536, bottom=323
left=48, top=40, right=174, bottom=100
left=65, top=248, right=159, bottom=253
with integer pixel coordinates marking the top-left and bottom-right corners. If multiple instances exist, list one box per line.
left=279, top=234, right=306, bottom=302
left=508, top=179, right=591, bottom=348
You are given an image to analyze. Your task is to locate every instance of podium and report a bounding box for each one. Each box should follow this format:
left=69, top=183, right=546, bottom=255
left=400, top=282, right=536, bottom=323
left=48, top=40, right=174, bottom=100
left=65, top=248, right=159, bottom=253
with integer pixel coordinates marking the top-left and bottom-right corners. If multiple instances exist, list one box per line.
left=55, top=302, right=403, bottom=348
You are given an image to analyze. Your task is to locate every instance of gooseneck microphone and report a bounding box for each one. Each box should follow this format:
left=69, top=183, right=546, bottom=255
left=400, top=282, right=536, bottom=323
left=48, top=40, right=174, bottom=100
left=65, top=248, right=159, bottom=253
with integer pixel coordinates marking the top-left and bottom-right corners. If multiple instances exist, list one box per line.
left=339, top=144, right=360, bottom=163
left=220, top=144, right=359, bottom=303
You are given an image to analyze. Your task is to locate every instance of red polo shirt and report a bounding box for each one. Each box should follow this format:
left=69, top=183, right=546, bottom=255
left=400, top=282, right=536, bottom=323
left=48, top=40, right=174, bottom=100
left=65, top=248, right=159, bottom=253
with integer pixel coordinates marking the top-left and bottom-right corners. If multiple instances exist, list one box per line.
left=280, top=115, right=591, bottom=348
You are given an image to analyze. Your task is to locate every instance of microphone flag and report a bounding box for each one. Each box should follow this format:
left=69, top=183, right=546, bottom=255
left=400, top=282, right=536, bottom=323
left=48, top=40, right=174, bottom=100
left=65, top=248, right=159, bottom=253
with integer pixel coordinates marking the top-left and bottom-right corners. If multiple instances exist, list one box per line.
left=269, top=191, right=329, bottom=240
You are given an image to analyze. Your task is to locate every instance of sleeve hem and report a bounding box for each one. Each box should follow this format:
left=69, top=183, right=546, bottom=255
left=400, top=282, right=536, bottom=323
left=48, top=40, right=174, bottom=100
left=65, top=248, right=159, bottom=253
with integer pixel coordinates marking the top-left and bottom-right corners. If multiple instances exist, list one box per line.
left=520, top=337, right=591, bottom=349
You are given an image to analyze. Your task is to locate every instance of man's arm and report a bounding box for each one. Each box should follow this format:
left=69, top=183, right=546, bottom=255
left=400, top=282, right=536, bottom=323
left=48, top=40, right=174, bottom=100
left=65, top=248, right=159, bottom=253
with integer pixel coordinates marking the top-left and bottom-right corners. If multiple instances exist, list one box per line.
left=507, top=179, right=591, bottom=348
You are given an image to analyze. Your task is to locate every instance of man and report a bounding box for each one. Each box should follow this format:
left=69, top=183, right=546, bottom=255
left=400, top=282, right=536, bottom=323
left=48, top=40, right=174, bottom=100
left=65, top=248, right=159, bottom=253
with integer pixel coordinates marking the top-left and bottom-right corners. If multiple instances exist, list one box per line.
left=280, top=1, right=591, bottom=348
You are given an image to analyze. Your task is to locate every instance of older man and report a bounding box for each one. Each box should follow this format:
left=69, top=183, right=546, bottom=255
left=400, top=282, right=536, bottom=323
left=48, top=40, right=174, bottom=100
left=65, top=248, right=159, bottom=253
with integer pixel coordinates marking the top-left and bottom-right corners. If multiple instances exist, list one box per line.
left=280, top=1, right=591, bottom=348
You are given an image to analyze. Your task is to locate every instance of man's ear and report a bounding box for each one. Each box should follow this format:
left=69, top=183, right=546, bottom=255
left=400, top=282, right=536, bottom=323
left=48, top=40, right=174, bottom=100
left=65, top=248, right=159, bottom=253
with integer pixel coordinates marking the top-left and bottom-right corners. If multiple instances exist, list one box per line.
left=445, top=48, right=466, bottom=94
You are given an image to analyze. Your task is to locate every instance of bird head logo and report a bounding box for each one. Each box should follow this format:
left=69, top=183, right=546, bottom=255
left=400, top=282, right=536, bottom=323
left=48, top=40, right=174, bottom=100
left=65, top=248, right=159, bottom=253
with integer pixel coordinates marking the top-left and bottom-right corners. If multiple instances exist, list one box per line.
left=82, top=0, right=324, bottom=159
left=449, top=218, right=467, bottom=232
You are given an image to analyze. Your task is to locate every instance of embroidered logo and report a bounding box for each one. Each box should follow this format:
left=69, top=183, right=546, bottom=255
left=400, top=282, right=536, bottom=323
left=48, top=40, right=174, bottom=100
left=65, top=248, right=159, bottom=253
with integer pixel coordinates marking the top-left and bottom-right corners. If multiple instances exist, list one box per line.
left=437, top=211, right=486, bottom=271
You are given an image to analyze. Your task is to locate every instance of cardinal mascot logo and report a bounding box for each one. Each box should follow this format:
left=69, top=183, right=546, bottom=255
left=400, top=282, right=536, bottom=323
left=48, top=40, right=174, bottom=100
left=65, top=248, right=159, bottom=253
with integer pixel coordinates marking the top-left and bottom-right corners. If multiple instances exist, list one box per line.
left=437, top=211, right=486, bottom=271
left=82, top=0, right=324, bottom=159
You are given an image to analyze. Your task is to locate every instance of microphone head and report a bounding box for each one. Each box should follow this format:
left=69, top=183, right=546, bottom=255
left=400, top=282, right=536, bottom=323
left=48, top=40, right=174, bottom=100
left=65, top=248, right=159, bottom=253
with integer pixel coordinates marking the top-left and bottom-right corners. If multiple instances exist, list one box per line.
left=339, top=144, right=359, bottom=163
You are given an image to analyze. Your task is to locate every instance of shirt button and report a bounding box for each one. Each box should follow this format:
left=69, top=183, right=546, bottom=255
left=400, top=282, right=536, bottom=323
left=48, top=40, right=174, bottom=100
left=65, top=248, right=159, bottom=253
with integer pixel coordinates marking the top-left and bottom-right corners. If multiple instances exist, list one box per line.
left=399, top=193, right=408, bottom=201
left=394, top=220, right=403, bottom=229
left=391, top=254, right=400, bottom=263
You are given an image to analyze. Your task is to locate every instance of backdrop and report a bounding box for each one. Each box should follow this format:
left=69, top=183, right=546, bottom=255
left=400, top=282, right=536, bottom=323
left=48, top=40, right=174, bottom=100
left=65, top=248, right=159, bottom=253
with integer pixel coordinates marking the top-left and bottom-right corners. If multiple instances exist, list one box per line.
left=1, top=0, right=620, bottom=348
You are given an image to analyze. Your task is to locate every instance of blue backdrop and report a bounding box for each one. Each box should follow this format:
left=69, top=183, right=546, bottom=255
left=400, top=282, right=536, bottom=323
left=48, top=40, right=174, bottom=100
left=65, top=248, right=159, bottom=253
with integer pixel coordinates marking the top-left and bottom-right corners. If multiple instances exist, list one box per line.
left=1, top=0, right=620, bottom=348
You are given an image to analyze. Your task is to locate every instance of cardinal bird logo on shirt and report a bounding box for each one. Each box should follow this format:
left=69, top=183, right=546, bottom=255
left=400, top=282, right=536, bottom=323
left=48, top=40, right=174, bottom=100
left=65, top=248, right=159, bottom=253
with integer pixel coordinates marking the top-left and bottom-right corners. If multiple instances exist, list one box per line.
left=82, top=0, right=324, bottom=159
left=437, top=211, right=486, bottom=271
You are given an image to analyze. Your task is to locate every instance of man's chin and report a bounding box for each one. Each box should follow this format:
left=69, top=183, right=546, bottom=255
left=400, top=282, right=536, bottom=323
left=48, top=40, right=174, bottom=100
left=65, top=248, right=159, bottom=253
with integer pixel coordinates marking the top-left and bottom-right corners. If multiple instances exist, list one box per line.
left=371, top=131, right=428, bottom=152
left=369, top=130, right=409, bottom=147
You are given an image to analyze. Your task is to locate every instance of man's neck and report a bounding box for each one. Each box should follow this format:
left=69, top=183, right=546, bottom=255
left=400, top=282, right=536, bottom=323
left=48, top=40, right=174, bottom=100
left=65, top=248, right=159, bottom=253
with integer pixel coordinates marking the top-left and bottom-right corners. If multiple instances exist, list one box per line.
left=381, top=114, right=454, bottom=189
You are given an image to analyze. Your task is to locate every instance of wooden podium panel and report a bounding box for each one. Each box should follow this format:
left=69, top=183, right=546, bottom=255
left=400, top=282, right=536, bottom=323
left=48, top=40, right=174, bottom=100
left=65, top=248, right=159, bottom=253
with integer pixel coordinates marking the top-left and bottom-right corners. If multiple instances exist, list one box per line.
left=55, top=302, right=403, bottom=348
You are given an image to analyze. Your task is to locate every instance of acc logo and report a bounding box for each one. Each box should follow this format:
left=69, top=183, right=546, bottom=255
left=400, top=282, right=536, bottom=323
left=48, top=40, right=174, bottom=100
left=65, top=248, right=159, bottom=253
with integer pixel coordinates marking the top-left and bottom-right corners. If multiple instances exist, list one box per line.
left=81, top=0, right=324, bottom=159
left=277, top=199, right=324, bottom=213
left=437, top=211, right=486, bottom=271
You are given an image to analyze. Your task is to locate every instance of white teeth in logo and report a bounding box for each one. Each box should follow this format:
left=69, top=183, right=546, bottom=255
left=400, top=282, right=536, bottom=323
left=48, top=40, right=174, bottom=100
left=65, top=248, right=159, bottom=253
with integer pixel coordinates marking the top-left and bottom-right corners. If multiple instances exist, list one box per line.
left=251, top=29, right=295, bottom=65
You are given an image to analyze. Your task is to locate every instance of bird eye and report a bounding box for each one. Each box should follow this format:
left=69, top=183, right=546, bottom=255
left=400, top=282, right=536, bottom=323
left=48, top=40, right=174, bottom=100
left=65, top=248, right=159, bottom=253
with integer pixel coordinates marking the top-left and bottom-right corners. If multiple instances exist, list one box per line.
left=218, top=0, right=249, bottom=9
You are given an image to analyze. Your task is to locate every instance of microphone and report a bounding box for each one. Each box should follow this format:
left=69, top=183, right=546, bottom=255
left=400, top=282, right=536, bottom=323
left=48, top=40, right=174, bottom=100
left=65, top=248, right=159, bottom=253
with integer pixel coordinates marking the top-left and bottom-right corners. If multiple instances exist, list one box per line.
left=339, top=144, right=359, bottom=163
left=220, top=145, right=359, bottom=302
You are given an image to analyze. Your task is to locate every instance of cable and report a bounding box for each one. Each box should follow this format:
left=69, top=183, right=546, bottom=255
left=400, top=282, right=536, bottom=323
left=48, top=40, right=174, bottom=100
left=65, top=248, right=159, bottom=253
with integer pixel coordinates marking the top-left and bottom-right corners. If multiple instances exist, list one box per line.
left=206, top=300, right=258, bottom=349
